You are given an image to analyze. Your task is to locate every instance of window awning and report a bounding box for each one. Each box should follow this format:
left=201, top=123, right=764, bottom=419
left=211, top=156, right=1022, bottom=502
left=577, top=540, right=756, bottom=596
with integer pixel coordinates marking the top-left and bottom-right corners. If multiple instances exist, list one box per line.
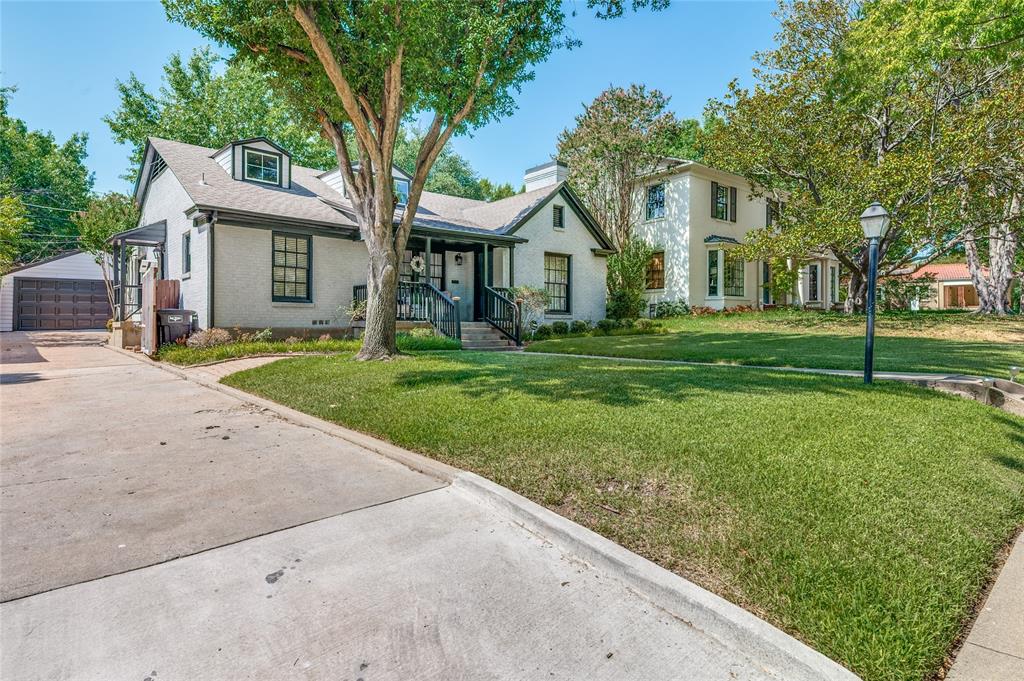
left=108, top=221, right=167, bottom=246
left=704, top=234, right=741, bottom=245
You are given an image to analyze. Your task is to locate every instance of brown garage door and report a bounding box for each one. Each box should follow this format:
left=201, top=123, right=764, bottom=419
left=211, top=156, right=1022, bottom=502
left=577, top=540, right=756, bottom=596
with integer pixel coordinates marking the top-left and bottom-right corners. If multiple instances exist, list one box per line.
left=15, top=278, right=111, bottom=330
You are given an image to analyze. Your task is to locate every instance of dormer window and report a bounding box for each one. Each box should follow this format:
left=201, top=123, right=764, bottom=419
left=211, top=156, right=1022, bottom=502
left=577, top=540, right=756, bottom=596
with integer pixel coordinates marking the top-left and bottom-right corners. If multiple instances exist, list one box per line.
left=244, top=149, right=281, bottom=185
left=394, top=178, right=410, bottom=205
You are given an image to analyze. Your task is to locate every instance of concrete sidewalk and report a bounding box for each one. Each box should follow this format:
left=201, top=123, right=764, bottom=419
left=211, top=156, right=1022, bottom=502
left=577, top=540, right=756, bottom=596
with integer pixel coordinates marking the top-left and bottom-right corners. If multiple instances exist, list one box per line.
left=1, top=332, right=857, bottom=680
left=947, top=531, right=1024, bottom=680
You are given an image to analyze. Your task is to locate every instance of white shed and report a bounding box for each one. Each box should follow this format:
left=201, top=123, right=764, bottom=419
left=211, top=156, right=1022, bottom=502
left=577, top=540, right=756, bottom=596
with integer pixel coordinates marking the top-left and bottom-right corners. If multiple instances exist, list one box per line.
left=1, top=250, right=109, bottom=332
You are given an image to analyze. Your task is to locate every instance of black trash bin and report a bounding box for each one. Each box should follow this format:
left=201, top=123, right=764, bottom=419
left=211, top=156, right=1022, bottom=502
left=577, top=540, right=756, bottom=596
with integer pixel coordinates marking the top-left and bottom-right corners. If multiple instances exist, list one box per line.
left=157, top=309, right=195, bottom=345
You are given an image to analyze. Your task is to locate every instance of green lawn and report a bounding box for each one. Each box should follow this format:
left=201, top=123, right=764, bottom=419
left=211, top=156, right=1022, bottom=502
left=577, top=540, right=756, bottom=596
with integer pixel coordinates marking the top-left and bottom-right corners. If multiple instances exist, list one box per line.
left=157, top=334, right=459, bottom=366
left=526, top=310, right=1024, bottom=377
left=224, top=351, right=1024, bottom=681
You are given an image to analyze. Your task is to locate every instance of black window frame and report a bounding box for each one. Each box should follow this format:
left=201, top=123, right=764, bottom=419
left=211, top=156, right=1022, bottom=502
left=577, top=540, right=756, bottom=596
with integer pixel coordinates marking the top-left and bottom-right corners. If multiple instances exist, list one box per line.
left=552, top=204, right=565, bottom=230
left=723, top=250, right=745, bottom=296
left=544, top=252, right=571, bottom=314
left=181, top=231, right=192, bottom=277
left=708, top=249, right=719, bottom=297
left=271, top=232, right=312, bottom=303
left=830, top=265, right=838, bottom=303
left=243, top=147, right=282, bottom=186
left=712, top=181, right=730, bottom=221
left=646, top=183, right=666, bottom=220
left=646, top=251, right=665, bottom=290
left=808, top=263, right=820, bottom=302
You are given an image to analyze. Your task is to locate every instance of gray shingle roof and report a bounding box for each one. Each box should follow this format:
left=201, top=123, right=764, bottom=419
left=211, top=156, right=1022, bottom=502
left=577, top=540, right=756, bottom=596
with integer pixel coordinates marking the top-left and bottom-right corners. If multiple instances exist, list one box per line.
left=146, top=137, right=557, bottom=238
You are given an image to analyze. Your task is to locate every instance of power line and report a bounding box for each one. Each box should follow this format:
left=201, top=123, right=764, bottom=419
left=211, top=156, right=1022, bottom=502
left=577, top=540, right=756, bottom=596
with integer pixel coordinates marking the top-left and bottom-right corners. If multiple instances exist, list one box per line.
left=20, top=202, right=83, bottom=213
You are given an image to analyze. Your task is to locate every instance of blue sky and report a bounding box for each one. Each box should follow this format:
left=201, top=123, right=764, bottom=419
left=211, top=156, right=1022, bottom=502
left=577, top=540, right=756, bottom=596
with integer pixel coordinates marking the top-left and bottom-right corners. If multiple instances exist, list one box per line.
left=2, top=1, right=778, bottom=195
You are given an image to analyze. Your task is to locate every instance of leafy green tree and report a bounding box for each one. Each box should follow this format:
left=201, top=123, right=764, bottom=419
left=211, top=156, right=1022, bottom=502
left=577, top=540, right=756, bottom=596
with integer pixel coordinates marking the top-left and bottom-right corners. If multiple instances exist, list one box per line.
left=478, top=178, right=520, bottom=202
left=704, top=0, right=1023, bottom=313
left=109, top=47, right=523, bottom=204
left=0, top=191, right=30, bottom=274
left=162, top=0, right=584, bottom=359
left=606, top=238, right=655, bottom=318
left=1, top=87, right=93, bottom=265
left=557, top=84, right=688, bottom=250
left=107, top=47, right=337, bottom=176
left=73, top=192, right=140, bottom=310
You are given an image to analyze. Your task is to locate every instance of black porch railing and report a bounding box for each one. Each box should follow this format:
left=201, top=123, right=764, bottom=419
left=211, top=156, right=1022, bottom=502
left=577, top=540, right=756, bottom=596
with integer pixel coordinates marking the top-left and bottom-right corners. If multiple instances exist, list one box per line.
left=353, top=281, right=461, bottom=340
left=113, top=283, right=143, bottom=321
left=483, top=286, right=521, bottom=346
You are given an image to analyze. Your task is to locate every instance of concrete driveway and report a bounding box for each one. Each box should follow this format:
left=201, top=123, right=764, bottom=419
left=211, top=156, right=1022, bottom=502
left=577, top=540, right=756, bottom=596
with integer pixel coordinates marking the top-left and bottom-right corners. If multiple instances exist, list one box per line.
left=0, top=331, right=854, bottom=681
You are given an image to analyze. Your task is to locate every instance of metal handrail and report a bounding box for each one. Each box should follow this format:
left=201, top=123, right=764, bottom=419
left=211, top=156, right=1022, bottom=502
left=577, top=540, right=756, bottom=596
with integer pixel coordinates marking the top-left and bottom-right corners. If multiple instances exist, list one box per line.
left=483, top=285, right=521, bottom=346
left=352, top=281, right=461, bottom=340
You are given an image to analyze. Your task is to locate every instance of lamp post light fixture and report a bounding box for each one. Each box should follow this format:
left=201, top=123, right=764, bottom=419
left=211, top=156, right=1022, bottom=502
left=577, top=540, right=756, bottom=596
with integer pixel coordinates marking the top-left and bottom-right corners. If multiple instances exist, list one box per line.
left=859, top=202, right=891, bottom=384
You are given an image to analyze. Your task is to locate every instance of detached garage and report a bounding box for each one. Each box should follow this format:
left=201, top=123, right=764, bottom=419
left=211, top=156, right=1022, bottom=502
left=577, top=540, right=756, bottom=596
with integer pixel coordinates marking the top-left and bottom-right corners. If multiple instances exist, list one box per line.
left=1, top=251, right=110, bottom=332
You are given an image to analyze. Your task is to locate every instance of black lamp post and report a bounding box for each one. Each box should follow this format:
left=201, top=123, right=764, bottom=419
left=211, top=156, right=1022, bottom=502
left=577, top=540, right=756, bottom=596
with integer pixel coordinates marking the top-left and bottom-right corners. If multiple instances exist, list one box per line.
left=859, top=202, right=891, bottom=384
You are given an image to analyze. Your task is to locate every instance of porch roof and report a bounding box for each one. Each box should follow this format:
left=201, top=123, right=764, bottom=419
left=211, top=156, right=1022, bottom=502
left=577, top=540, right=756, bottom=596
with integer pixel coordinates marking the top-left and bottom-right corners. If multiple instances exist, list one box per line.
left=109, top=220, right=167, bottom=246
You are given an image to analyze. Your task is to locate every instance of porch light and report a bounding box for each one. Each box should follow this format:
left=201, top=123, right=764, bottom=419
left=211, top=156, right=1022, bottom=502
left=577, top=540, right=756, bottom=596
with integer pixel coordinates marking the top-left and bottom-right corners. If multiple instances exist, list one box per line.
left=859, top=202, right=891, bottom=240
left=455, top=253, right=463, bottom=266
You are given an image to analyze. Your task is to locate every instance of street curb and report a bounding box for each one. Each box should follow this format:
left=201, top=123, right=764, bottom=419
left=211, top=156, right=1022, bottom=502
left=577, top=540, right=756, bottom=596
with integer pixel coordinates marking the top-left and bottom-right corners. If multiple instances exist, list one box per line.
left=452, top=473, right=860, bottom=681
left=108, top=345, right=859, bottom=680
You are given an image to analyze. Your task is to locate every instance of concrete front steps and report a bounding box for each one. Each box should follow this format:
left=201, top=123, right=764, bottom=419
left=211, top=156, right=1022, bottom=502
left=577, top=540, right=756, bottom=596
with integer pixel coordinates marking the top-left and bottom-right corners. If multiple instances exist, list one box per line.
left=460, top=322, right=520, bottom=352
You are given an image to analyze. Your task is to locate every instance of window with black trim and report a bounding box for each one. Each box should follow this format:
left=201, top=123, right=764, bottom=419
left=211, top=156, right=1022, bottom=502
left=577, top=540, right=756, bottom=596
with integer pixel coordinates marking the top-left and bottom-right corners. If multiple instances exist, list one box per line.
left=712, top=182, right=730, bottom=220
left=808, top=263, right=820, bottom=302
left=552, top=204, right=565, bottom=229
left=724, top=250, right=744, bottom=296
left=830, top=265, right=838, bottom=303
left=646, top=251, right=665, bottom=290
left=182, top=232, right=191, bottom=276
left=244, top=149, right=280, bottom=185
left=646, top=184, right=666, bottom=220
left=708, top=250, right=719, bottom=296
left=272, top=233, right=311, bottom=302
left=399, top=249, right=443, bottom=289
left=544, top=253, right=570, bottom=313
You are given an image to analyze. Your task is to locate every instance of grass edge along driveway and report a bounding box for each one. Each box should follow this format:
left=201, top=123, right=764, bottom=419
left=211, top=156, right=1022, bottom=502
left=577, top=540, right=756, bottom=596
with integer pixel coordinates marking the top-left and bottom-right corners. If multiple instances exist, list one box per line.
left=223, top=351, right=1024, bottom=681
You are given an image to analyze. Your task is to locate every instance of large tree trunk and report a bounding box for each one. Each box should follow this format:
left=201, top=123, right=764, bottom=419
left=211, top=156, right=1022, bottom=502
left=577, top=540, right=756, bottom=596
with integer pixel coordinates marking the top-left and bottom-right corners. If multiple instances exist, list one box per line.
left=358, top=243, right=401, bottom=360
left=965, top=193, right=1020, bottom=315
left=845, top=265, right=866, bottom=313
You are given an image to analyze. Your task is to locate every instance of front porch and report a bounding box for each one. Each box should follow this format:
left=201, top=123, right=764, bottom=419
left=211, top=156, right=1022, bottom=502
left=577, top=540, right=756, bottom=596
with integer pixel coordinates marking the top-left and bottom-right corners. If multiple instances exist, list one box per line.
left=354, top=233, right=524, bottom=344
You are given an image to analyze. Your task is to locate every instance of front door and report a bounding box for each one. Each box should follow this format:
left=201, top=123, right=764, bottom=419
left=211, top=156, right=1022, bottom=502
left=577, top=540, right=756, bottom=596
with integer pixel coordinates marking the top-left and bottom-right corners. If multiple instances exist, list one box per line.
left=446, top=250, right=474, bottom=322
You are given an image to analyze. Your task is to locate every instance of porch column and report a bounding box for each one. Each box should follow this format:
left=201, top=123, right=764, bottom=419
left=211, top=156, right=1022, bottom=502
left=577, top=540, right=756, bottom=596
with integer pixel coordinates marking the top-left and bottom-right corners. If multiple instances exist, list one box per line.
left=425, top=237, right=432, bottom=286
left=118, top=240, right=126, bottom=321
left=509, top=245, right=515, bottom=287
left=483, top=243, right=490, bottom=288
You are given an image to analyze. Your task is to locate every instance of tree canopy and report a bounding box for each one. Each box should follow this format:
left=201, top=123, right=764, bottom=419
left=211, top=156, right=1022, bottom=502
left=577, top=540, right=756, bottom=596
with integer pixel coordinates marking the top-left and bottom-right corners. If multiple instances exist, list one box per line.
left=1, top=87, right=93, bottom=269
left=107, top=47, right=519, bottom=202
left=557, top=84, right=696, bottom=250
left=703, top=0, right=1023, bottom=312
left=72, top=192, right=141, bottom=309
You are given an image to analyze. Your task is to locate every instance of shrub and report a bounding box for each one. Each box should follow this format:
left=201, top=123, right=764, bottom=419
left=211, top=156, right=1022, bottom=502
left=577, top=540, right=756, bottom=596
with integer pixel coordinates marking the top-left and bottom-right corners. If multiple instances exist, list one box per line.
left=283, top=336, right=301, bottom=345
left=690, top=306, right=718, bottom=316
left=724, top=305, right=757, bottom=314
left=552, top=321, right=569, bottom=335
left=534, top=324, right=553, bottom=339
left=596, top=318, right=619, bottom=333
left=318, top=333, right=332, bottom=342
left=409, top=326, right=436, bottom=338
left=235, top=327, right=273, bottom=343
left=653, top=300, right=689, bottom=318
left=570, top=320, right=591, bottom=334
left=338, top=298, right=367, bottom=323
left=634, top=318, right=658, bottom=331
left=509, top=285, right=550, bottom=332
left=185, top=327, right=232, bottom=349
left=619, top=318, right=636, bottom=329
left=606, top=239, right=656, bottom=319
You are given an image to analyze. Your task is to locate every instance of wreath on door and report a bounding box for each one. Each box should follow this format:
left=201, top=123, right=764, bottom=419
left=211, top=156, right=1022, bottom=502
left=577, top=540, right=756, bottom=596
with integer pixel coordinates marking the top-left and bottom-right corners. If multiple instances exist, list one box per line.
left=410, top=254, right=426, bottom=274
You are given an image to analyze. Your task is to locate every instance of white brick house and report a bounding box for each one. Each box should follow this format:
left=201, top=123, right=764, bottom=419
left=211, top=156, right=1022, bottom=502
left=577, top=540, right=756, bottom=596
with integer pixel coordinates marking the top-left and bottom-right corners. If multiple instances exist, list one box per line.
left=121, top=138, right=614, bottom=340
left=633, top=159, right=842, bottom=312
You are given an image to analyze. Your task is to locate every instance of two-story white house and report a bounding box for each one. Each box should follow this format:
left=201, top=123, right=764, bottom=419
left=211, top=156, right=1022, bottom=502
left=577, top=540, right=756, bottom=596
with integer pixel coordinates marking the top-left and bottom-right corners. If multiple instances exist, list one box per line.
left=632, top=158, right=842, bottom=312
left=114, top=138, right=614, bottom=345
